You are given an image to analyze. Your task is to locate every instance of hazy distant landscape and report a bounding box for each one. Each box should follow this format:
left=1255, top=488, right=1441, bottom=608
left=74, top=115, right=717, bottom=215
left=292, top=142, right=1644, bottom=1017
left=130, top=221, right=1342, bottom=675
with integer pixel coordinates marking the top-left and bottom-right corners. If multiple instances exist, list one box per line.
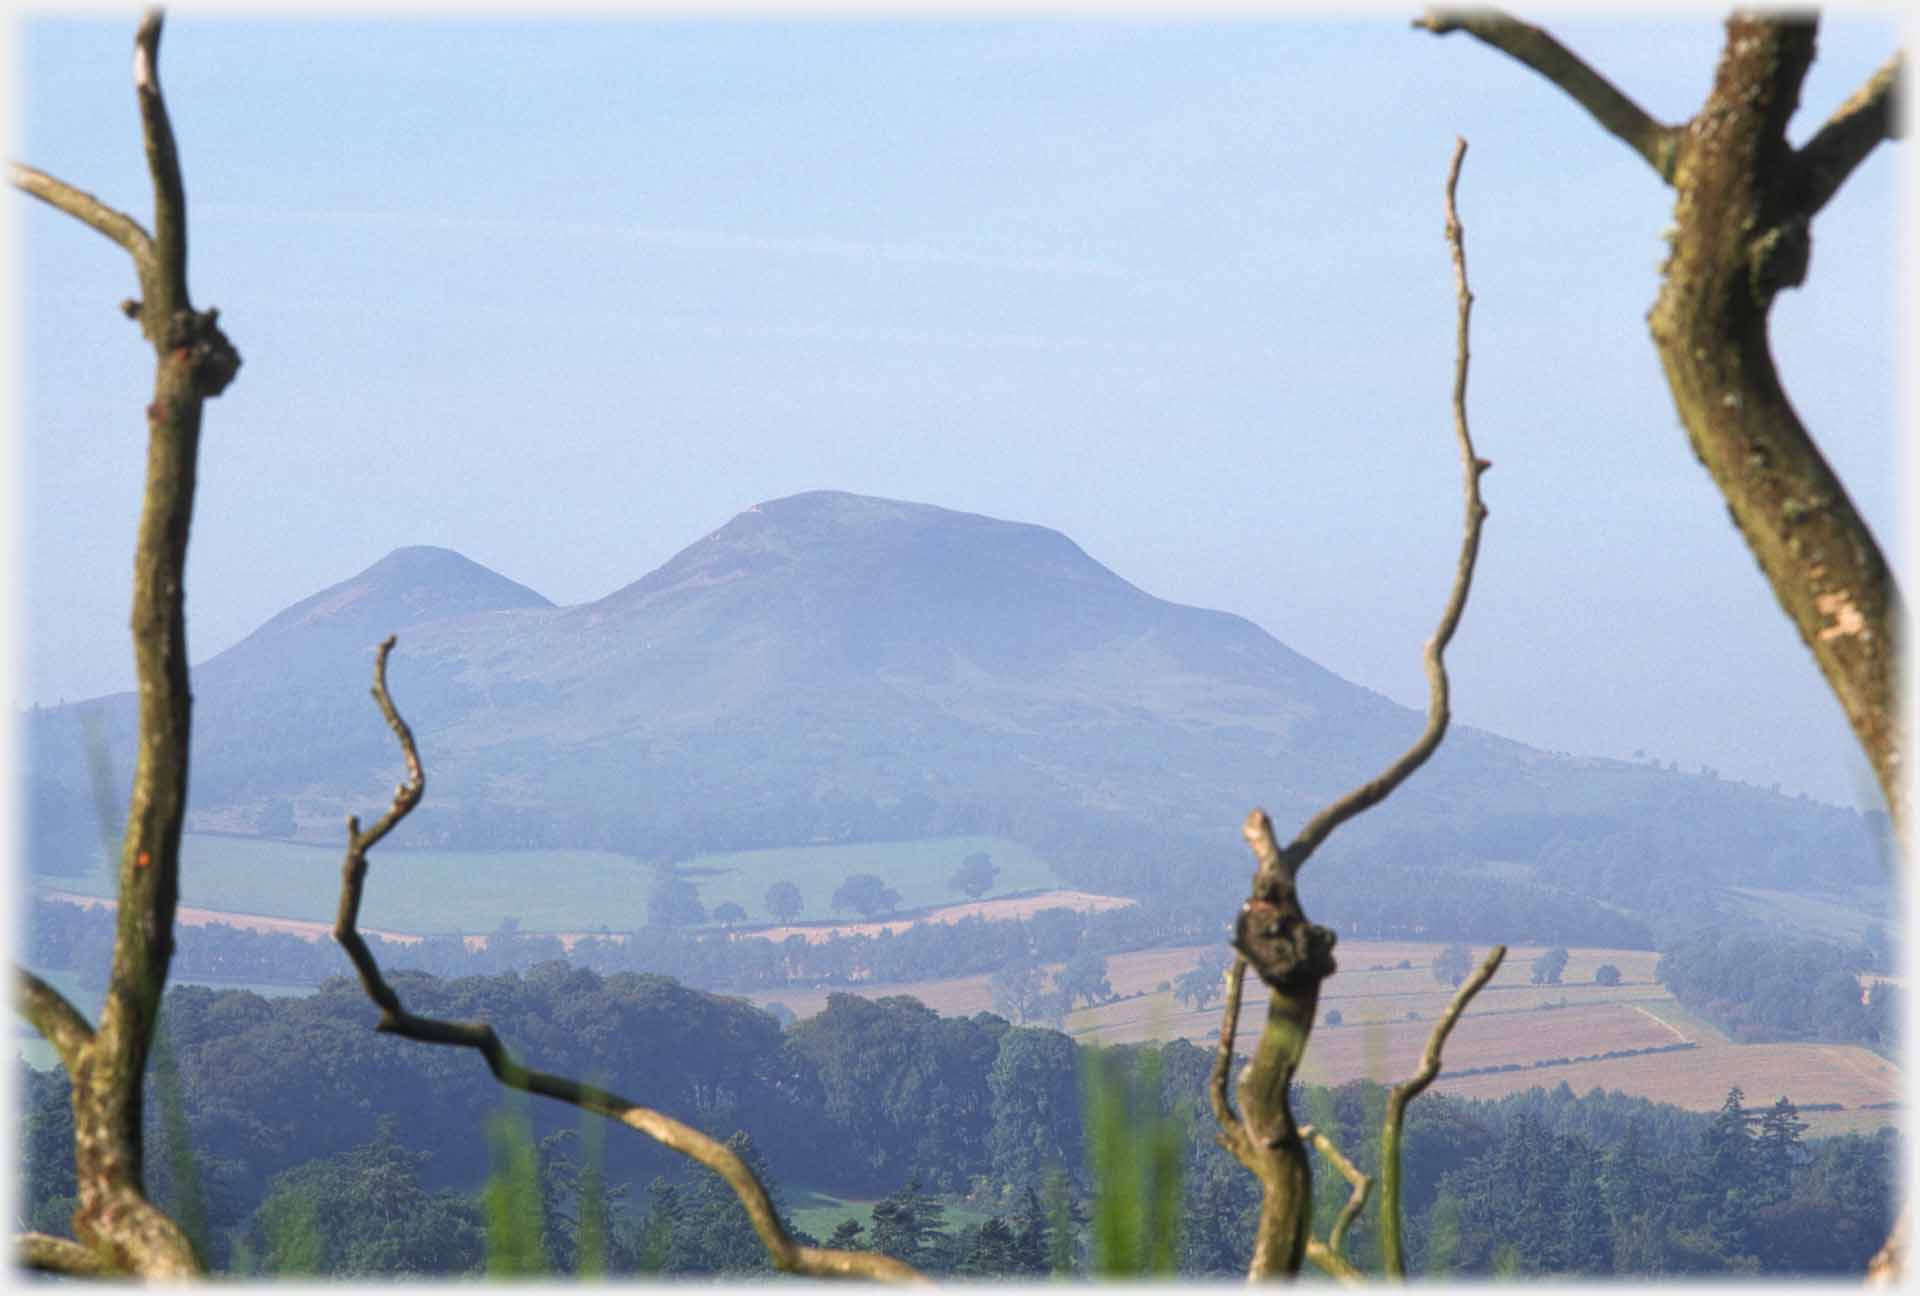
left=26, top=491, right=1891, bottom=938
left=16, top=5, right=1905, bottom=1281
left=23, top=495, right=1899, bottom=1149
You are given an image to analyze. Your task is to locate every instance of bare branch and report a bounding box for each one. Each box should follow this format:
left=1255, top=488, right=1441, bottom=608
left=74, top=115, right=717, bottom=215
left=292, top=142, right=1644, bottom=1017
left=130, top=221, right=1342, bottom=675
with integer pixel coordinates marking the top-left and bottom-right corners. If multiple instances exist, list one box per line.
left=1300, top=1123, right=1372, bottom=1259
left=7, top=163, right=155, bottom=287
left=25, top=10, right=225, bottom=1275
left=133, top=9, right=189, bottom=325
left=1272, top=136, right=1491, bottom=874
left=19, top=1232, right=114, bottom=1276
left=1796, top=52, right=1904, bottom=218
left=1406, top=944, right=1505, bottom=1106
left=1414, top=7, right=1680, bottom=181
left=334, top=638, right=926, bottom=1283
left=1380, top=944, right=1507, bottom=1276
left=1225, top=138, right=1492, bottom=1280
left=1207, top=956, right=1249, bottom=1148
left=1305, top=1237, right=1365, bottom=1284
left=16, top=967, right=95, bottom=1075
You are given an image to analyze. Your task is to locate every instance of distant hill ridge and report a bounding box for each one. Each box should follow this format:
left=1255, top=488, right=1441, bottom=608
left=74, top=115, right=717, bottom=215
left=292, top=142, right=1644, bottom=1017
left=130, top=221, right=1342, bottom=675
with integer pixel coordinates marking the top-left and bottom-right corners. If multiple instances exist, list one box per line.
left=24, top=490, right=1882, bottom=919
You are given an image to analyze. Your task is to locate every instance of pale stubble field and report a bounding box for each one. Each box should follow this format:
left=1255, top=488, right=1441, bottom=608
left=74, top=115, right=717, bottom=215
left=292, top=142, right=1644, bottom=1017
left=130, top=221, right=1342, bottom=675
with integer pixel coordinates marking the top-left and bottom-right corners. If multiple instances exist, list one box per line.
left=754, top=936, right=1899, bottom=1133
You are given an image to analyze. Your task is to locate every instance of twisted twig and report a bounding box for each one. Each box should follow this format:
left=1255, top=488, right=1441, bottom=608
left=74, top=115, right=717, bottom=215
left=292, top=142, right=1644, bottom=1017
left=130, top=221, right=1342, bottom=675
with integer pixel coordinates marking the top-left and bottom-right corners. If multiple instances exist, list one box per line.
left=1207, top=956, right=1249, bottom=1151
left=334, top=637, right=927, bottom=1283
left=1300, top=1123, right=1373, bottom=1261
left=1380, top=943, right=1507, bottom=1276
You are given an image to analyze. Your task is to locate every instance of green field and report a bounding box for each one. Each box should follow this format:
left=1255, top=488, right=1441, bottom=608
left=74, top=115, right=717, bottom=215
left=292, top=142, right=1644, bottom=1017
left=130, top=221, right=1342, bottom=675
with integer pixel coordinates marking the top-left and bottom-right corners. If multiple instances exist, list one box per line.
left=37, top=833, right=1061, bottom=935
left=681, top=836, right=1059, bottom=926
left=1718, top=885, right=1894, bottom=943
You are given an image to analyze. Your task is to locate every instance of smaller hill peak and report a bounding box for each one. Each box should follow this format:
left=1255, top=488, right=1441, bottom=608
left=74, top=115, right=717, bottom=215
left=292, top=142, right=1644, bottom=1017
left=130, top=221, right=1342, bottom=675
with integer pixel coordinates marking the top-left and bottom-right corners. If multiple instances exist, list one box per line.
left=238, top=545, right=554, bottom=644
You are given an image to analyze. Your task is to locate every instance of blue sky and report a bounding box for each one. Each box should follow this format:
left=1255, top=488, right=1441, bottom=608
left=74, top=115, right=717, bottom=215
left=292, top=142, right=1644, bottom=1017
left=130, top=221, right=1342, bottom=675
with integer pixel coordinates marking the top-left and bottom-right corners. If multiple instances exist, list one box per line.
left=10, top=11, right=1908, bottom=809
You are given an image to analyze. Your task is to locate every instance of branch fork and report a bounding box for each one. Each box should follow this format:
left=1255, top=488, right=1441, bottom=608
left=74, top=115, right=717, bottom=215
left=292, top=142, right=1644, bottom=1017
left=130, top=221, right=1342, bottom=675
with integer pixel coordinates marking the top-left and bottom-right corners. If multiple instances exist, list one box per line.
left=11, top=8, right=237, bottom=1277
left=1210, top=136, right=1491, bottom=1281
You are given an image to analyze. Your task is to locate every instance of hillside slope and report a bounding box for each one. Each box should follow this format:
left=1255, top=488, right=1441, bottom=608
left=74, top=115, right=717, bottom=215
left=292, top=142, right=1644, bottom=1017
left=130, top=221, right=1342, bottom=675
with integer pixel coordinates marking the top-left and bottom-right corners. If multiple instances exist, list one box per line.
left=26, top=491, right=1882, bottom=914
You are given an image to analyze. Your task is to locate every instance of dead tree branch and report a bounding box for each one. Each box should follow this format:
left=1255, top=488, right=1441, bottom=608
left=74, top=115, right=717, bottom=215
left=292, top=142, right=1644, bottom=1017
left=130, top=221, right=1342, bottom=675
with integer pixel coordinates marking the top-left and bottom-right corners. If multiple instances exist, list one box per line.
left=1380, top=944, right=1506, bottom=1276
left=1304, top=1237, right=1365, bottom=1284
left=1416, top=9, right=1905, bottom=843
left=1798, top=52, right=1904, bottom=219
left=7, top=8, right=237, bottom=1277
left=16, top=969, right=95, bottom=1075
left=1418, top=11, right=1907, bottom=1280
left=8, top=163, right=154, bottom=279
left=1207, top=956, right=1250, bottom=1150
left=1414, top=7, right=1681, bottom=179
left=334, top=637, right=928, bottom=1284
left=1301, top=1122, right=1373, bottom=1261
left=19, top=1232, right=117, bottom=1276
left=1214, top=136, right=1490, bottom=1280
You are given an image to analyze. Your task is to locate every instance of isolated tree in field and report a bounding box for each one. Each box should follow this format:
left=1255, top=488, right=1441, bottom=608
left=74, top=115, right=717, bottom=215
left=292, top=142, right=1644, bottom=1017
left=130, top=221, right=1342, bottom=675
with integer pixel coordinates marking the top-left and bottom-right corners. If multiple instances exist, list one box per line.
left=950, top=851, right=998, bottom=900
left=1594, top=963, right=1623, bottom=987
left=1531, top=945, right=1569, bottom=986
left=647, top=872, right=707, bottom=928
left=711, top=901, right=748, bottom=928
left=990, top=954, right=1047, bottom=1024
left=1432, top=942, right=1474, bottom=989
left=11, top=9, right=241, bottom=1277
left=1056, top=947, right=1113, bottom=1008
left=1417, top=12, right=1906, bottom=1276
left=1172, top=950, right=1229, bottom=1011
left=763, top=880, right=803, bottom=923
left=831, top=872, right=901, bottom=918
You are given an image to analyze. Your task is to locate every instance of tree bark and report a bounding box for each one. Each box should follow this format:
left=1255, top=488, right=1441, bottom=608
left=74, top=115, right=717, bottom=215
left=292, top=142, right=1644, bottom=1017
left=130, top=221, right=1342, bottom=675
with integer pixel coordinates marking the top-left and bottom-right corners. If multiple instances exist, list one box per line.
left=1417, top=10, right=1906, bottom=1283
left=9, top=9, right=238, bottom=1276
left=1645, top=15, right=1902, bottom=837
left=1416, top=5, right=1905, bottom=839
left=1210, top=139, right=1489, bottom=1280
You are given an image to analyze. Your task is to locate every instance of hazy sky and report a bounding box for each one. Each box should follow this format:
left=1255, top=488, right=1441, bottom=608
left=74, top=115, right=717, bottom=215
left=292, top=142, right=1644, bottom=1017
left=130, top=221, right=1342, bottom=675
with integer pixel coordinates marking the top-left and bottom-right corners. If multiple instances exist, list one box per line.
left=11, top=11, right=1908, bottom=809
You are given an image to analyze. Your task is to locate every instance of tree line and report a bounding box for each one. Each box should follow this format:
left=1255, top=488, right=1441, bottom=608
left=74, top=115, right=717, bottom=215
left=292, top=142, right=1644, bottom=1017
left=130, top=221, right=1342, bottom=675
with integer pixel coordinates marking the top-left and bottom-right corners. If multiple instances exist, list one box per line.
left=16, top=967, right=1898, bottom=1279
left=23, top=893, right=1213, bottom=998
left=1656, top=927, right=1899, bottom=1053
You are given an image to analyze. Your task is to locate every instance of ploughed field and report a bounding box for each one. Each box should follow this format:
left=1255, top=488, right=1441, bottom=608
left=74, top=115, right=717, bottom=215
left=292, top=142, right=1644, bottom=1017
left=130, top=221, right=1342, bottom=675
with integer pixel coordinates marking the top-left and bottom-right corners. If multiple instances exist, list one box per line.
left=756, top=937, right=1899, bottom=1135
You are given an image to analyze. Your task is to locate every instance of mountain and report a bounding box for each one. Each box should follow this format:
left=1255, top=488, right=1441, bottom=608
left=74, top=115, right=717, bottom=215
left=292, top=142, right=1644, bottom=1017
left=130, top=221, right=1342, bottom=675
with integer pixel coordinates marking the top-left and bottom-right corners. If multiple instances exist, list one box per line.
left=24, top=491, right=1885, bottom=921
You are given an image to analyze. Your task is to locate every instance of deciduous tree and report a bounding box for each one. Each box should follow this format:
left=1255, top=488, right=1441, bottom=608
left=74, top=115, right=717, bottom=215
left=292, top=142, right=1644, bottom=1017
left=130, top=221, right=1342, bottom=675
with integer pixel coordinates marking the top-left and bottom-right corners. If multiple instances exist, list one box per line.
left=1531, top=946, right=1569, bottom=986
left=1173, top=950, right=1229, bottom=1011
left=949, top=851, right=998, bottom=900
left=1432, top=942, right=1474, bottom=989
left=764, top=880, right=803, bottom=923
left=832, top=872, right=902, bottom=918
